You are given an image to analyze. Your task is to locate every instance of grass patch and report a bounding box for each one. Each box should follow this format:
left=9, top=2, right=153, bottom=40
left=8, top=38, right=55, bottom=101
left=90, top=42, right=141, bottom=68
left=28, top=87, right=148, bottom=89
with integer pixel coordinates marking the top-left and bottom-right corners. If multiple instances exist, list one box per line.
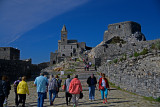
left=65, top=69, right=76, bottom=72
left=96, top=72, right=100, bottom=75
left=110, top=36, right=126, bottom=44
left=110, top=81, right=160, bottom=102
left=76, top=58, right=80, bottom=62
left=134, top=52, right=140, bottom=57
left=92, top=64, right=95, bottom=67
left=151, top=42, right=160, bottom=50
left=143, top=97, right=160, bottom=102
left=140, top=48, right=148, bottom=55
left=113, top=59, right=118, bottom=63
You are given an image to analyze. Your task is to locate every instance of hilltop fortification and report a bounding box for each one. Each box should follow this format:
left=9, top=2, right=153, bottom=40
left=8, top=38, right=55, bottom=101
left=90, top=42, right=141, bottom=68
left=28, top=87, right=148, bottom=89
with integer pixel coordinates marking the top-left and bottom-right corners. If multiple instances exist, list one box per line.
left=89, top=21, right=160, bottom=99
left=103, top=21, right=146, bottom=43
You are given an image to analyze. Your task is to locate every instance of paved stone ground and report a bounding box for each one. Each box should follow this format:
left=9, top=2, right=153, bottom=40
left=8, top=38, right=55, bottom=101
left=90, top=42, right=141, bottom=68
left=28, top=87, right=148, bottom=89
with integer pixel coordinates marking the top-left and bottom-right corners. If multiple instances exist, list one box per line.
left=7, top=84, right=160, bottom=107
left=7, top=62, right=160, bottom=107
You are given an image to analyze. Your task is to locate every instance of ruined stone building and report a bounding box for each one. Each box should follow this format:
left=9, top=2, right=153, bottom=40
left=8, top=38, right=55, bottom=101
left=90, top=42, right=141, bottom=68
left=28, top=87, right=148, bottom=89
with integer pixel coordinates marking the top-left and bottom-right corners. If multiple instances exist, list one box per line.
left=0, top=47, right=48, bottom=80
left=89, top=21, right=147, bottom=65
left=50, top=25, right=90, bottom=64
left=103, top=21, right=146, bottom=43
left=0, top=47, right=20, bottom=60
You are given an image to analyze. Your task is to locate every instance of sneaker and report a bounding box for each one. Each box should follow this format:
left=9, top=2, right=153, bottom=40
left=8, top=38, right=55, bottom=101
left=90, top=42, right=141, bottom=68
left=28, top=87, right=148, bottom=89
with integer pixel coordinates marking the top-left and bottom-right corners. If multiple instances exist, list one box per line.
left=50, top=101, right=53, bottom=105
left=103, top=100, right=105, bottom=104
left=89, top=99, right=92, bottom=101
left=105, top=99, right=108, bottom=103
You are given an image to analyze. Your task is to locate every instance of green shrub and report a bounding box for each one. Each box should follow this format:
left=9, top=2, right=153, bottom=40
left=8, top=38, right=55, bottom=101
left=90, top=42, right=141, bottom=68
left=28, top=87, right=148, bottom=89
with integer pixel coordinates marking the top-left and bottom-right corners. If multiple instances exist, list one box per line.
left=120, top=57, right=123, bottom=62
left=92, top=64, right=95, bottom=67
left=65, top=69, right=76, bottom=72
left=109, top=61, right=112, bottom=64
left=155, top=42, right=160, bottom=50
left=151, top=44, right=156, bottom=49
left=151, top=42, right=160, bottom=50
left=117, top=86, right=121, bottom=89
left=76, top=58, right=80, bottom=62
left=134, top=52, right=140, bottom=57
left=109, top=82, right=115, bottom=86
left=113, top=59, right=118, bottom=63
left=129, top=55, right=133, bottom=58
left=140, top=48, right=148, bottom=55
left=110, top=36, right=126, bottom=44
left=156, top=97, right=160, bottom=102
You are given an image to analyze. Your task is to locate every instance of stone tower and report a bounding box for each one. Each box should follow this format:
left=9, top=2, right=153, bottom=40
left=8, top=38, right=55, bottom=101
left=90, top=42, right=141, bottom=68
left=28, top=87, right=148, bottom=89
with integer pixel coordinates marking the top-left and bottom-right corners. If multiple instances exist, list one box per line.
left=61, top=25, right=68, bottom=45
left=103, top=21, right=146, bottom=43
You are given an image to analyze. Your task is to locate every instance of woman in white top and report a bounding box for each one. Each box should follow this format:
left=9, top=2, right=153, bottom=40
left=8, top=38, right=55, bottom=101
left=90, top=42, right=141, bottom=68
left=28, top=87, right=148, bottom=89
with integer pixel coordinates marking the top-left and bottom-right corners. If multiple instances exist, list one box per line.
left=98, top=73, right=110, bottom=104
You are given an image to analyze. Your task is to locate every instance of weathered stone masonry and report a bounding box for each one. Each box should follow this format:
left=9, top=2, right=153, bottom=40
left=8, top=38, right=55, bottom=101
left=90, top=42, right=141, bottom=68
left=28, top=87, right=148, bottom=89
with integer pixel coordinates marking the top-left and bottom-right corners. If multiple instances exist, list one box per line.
left=0, top=47, right=48, bottom=81
left=98, top=52, right=160, bottom=98
left=90, top=21, right=160, bottom=98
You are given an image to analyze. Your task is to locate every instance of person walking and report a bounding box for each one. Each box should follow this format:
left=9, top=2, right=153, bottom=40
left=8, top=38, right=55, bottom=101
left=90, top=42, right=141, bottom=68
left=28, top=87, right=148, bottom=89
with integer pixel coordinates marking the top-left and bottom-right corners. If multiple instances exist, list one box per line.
left=17, top=76, right=29, bottom=107
left=55, top=75, right=62, bottom=98
left=5, top=76, right=11, bottom=98
left=64, top=75, right=72, bottom=106
left=14, top=77, right=21, bottom=106
left=34, top=73, right=48, bottom=107
left=89, top=61, right=92, bottom=67
left=0, top=76, right=7, bottom=107
left=87, top=74, right=97, bottom=101
left=2, top=75, right=11, bottom=107
left=44, top=75, right=48, bottom=99
left=98, top=73, right=102, bottom=84
left=48, top=75, right=58, bottom=105
left=86, top=63, right=89, bottom=71
left=69, top=75, right=82, bottom=107
left=98, top=73, right=110, bottom=104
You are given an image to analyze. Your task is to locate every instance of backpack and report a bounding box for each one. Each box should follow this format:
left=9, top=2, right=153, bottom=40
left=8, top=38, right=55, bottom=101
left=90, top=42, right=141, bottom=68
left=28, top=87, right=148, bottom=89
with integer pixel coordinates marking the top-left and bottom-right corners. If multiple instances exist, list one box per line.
left=14, top=80, right=20, bottom=91
left=48, top=78, right=57, bottom=91
left=57, top=78, right=62, bottom=87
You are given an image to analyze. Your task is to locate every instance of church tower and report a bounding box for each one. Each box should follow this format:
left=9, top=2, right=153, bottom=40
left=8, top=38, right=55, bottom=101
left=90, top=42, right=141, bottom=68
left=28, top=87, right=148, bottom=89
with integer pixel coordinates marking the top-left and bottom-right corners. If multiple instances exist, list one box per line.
left=61, top=25, right=68, bottom=44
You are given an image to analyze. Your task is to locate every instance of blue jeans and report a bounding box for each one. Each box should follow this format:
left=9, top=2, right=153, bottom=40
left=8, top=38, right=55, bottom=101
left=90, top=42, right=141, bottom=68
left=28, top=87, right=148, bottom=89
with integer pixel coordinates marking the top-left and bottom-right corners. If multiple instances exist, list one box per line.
left=100, top=88, right=108, bottom=100
left=37, top=92, right=45, bottom=107
left=89, top=85, right=95, bottom=100
left=49, top=90, right=57, bottom=104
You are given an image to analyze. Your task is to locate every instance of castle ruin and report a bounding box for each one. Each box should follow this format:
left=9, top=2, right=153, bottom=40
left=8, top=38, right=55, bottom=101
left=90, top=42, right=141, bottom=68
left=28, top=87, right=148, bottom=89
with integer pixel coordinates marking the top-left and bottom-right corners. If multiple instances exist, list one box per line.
left=103, top=21, right=146, bottom=43
left=0, top=47, right=20, bottom=60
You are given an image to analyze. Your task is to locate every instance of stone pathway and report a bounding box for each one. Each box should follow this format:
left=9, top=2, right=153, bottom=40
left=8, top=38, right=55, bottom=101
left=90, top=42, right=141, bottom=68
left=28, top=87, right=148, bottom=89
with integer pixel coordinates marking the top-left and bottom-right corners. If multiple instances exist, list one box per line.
left=7, top=62, right=160, bottom=107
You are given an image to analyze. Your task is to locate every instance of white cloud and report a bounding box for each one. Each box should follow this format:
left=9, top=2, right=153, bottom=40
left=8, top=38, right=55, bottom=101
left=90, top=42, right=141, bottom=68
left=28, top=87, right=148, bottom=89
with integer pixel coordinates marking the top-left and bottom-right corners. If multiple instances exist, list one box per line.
left=0, top=0, right=89, bottom=46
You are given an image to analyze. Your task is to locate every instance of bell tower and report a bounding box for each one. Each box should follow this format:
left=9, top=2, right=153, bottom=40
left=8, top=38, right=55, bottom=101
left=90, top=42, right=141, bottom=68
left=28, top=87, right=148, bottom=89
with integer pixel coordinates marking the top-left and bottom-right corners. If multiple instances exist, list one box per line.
left=61, top=25, right=68, bottom=44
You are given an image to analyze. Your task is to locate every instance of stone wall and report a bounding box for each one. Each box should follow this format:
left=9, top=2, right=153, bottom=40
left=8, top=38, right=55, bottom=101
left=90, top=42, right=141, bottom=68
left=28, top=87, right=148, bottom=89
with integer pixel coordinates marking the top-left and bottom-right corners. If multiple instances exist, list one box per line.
left=103, top=21, right=146, bottom=43
left=97, top=52, right=160, bottom=98
left=0, top=59, right=46, bottom=81
left=0, top=47, right=20, bottom=60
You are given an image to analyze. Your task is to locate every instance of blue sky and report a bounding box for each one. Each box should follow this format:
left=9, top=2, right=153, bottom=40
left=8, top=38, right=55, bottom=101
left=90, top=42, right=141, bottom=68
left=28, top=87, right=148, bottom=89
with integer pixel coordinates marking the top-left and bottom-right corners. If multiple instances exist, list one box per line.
left=0, top=0, right=160, bottom=64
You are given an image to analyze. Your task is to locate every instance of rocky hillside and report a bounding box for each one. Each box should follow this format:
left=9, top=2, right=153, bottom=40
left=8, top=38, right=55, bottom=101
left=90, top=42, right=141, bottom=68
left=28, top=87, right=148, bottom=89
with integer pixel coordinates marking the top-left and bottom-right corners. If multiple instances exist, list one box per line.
left=89, top=39, right=160, bottom=98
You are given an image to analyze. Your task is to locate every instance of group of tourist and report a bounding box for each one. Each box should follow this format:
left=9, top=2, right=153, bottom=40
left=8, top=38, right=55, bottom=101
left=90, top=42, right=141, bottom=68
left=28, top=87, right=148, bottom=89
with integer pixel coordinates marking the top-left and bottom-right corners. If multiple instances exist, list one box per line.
left=0, top=72, right=110, bottom=107
left=83, top=59, right=92, bottom=71
left=32, top=72, right=109, bottom=107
